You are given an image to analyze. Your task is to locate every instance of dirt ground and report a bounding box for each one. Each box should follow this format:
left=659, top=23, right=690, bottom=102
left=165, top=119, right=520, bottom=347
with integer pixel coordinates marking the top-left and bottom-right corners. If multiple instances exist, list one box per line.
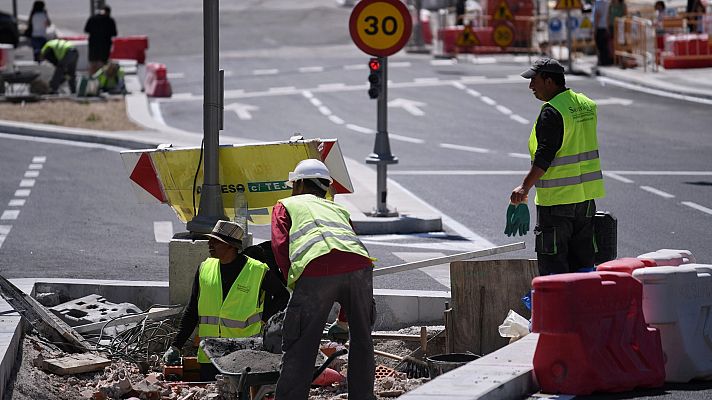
left=0, top=97, right=143, bottom=131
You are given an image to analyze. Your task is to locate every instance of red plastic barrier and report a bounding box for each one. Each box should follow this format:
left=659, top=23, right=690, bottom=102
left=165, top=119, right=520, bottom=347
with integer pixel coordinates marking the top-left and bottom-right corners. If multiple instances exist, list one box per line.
left=596, top=258, right=657, bottom=275
left=111, top=35, right=149, bottom=64
left=144, top=63, right=172, bottom=98
left=422, top=18, right=433, bottom=45
left=440, top=26, right=498, bottom=54
left=532, top=272, right=665, bottom=395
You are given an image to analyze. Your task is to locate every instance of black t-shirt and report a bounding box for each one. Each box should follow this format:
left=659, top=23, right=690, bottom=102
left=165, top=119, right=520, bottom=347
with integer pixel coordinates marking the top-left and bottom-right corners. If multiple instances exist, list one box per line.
left=171, top=254, right=289, bottom=348
left=532, top=99, right=565, bottom=171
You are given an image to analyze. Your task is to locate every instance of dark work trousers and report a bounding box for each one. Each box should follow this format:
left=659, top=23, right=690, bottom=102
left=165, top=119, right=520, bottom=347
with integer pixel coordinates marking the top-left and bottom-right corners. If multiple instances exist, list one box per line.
left=535, top=199, right=596, bottom=276
left=50, top=49, right=78, bottom=93
left=199, top=362, right=219, bottom=381
left=275, top=267, right=376, bottom=400
left=595, top=28, right=613, bottom=66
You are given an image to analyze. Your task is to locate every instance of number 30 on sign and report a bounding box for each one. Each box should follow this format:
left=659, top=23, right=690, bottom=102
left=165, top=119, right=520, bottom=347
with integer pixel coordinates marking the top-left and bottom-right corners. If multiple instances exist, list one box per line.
left=349, top=0, right=413, bottom=57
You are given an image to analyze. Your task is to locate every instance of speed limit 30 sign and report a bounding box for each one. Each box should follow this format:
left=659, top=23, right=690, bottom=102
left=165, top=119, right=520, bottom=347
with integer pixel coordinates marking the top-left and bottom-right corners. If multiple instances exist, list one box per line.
left=349, top=0, right=413, bottom=57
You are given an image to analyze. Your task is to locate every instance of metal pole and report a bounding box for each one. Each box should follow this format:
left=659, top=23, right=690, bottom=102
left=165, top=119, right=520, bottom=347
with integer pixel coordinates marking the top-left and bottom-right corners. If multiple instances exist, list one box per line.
left=187, top=0, right=226, bottom=234
left=365, top=57, right=398, bottom=217
left=12, top=0, right=17, bottom=20
left=566, top=8, right=573, bottom=72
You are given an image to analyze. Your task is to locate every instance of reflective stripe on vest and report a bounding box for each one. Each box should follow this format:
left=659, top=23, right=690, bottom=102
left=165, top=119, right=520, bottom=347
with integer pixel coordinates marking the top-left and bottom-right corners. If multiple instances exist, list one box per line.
left=280, top=194, right=371, bottom=288
left=529, top=89, right=606, bottom=206
left=196, top=257, right=268, bottom=363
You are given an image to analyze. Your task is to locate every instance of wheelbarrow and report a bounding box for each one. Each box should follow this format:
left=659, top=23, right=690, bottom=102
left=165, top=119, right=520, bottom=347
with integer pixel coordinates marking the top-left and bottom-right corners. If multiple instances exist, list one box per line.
left=201, top=337, right=347, bottom=400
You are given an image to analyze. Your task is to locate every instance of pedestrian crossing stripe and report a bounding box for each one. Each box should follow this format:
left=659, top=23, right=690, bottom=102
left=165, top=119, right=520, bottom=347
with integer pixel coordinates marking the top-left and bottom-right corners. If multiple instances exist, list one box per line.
left=555, top=0, right=582, bottom=10
left=493, top=0, right=514, bottom=21
left=456, top=25, right=480, bottom=47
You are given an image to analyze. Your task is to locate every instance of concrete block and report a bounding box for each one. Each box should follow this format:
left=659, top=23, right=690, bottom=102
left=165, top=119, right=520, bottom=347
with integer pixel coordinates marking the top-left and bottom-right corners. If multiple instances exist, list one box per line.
left=33, top=280, right=168, bottom=310
left=417, top=294, right=450, bottom=323
left=0, top=319, right=22, bottom=400
left=374, top=291, right=419, bottom=330
left=49, top=294, right=142, bottom=327
left=169, top=237, right=210, bottom=306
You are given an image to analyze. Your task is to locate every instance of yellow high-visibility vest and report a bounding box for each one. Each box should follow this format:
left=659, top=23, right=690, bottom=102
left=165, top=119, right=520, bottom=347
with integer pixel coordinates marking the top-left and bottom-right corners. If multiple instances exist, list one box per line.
left=41, top=39, right=74, bottom=61
left=279, top=194, right=371, bottom=288
left=196, top=256, right=268, bottom=363
left=529, top=89, right=606, bottom=206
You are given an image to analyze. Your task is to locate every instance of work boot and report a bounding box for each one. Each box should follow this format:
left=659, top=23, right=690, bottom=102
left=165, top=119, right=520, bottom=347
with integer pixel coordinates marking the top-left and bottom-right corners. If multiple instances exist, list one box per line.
left=326, top=320, right=349, bottom=342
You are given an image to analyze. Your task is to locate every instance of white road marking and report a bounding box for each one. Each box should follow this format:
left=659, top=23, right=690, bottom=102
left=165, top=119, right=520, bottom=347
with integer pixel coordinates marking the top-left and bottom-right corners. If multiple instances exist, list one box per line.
left=496, top=105, right=512, bottom=115
left=24, top=171, right=40, bottom=178
left=414, top=77, right=440, bottom=83
left=388, top=98, right=426, bottom=116
left=594, top=97, right=633, bottom=106
left=431, top=59, right=457, bottom=66
left=150, top=102, right=167, bottom=125
left=459, top=76, right=488, bottom=83
left=681, top=201, right=712, bottom=215
left=466, top=88, right=481, bottom=97
left=389, top=134, right=425, bottom=144
left=32, top=156, right=46, bottom=163
left=469, top=56, right=497, bottom=64
left=440, top=143, right=490, bottom=153
left=394, top=252, right=451, bottom=288
left=640, top=186, right=675, bottom=198
left=253, top=69, right=279, bottom=75
left=344, top=64, right=367, bottom=70
left=390, top=61, right=412, bottom=68
left=508, top=152, right=531, bottom=159
left=597, top=76, right=712, bottom=105
left=390, top=170, right=526, bottom=175
left=301, top=91, right=314, bottom=99
left=268, top=86, right=296, bottom=92
left=362, top=239, right=478, bottom=252
left=14, top=189, right=30, bottom=197
left=153, top=221, right=174, bottom=243
left=1, top=210, right=19, bottom=220
left=310, top=98, right=322, bottom=107
left=0, top=133, right=126, bottom=152
left=8, top=199, right=25, bottom=207
left=224, top=102, right=259, bottom=120
left=318, top=106, right=332, bottom=116
left=604, top=172, right=635, bottom=183
left=318, top=83, right=346, bottom=90
left=20, top=179, right=35, bottom=187
left=28, top=164, right=43, bottom=170
left=0, top=225, right=11, bottom=235
left=328, top=115, right=345, bottom=125
left=299, top=66, right=324, bottom=73
left=0, top=233, right=6, bottom=248
left=510, top=115, right=530, bottom=124
left=224, top=89, right=245, bottom=97
left=451, top=82, right=466, bottom=90
left=167, top=72, right=185, bottom=79
left=480, top=96, right=496, bottom=106
left=346, top=124, right=375, bottom=134
left=607, top=171, right=712, bottom=176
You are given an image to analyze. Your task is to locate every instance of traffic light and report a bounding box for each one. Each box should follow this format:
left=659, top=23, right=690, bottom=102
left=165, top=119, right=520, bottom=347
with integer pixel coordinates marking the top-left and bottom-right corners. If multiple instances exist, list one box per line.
left=368, top=57, right=382, bottom=99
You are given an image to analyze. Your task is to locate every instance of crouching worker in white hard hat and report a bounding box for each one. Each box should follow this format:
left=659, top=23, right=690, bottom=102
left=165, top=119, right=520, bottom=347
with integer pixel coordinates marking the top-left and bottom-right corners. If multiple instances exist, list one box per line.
left=163, top=220, right=289, bottom=381
left=272, top=159, right=377, bottom=400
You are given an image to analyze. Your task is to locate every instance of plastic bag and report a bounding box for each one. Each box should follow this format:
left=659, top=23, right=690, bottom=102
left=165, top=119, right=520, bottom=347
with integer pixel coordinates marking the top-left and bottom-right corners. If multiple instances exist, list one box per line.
left=498, top=309, right=530, bottom=343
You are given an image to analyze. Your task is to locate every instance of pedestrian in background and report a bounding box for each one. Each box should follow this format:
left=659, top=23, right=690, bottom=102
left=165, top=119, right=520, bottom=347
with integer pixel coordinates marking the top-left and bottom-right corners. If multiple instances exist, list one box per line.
left=512, top=58, right=606, bottom=276
left=272, top=159, right=376, bottom=400
left=26, top=1, right=51, bottom=62
left=593, top=0, right=613, bottom=65
left=163, top=220, right=289, bottom=381
left=40, top=39, right=78, bottom=94
left=84, top=5, right=117, bottom=75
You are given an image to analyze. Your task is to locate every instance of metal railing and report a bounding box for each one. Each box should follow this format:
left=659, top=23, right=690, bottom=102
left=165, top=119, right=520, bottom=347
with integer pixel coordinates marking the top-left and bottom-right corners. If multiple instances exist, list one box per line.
left=613, top=16, right=657, bottom=72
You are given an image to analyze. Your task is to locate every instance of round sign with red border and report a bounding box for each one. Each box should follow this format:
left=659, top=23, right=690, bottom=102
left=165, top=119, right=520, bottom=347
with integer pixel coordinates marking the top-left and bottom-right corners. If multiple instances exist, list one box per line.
left=492, top=22, right=515, bottom=49
left=349, top=0, right=413, bottom=57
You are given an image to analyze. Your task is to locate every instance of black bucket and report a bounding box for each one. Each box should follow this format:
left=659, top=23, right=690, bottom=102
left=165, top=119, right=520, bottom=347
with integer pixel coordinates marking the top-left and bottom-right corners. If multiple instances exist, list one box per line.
left=426, top=353, right=479, bottom=378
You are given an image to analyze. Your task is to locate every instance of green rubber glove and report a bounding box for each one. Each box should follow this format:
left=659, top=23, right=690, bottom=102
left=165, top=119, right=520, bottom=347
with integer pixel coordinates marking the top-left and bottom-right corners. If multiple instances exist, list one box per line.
left=514, top=203, right=530, bottom=236
left=504, top=204, right=517, bottom=237
left=163, top=346, right=181, bottom=365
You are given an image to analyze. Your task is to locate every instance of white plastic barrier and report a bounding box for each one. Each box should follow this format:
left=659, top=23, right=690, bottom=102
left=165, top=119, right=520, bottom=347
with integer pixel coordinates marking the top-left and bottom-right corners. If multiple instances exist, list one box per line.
left=68, top=40, right=89, bottom=72
left=633, top=264, right=712, bottom=382
left=638, top=249, right=696, bottom=266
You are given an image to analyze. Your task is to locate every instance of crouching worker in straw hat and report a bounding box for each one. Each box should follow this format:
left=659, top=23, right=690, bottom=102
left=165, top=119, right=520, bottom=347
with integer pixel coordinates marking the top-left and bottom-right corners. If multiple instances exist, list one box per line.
left=272, top=159, right=377, bottom=400
left=163, top=220, right=290, bottom=381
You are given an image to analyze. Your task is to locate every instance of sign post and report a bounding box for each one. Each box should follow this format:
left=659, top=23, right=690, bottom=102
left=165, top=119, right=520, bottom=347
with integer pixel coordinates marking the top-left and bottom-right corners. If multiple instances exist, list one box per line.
left=349, top=0, right=412, bottom=216
left=555, top=0, right=582, bottom=72
left=492, top=0, right=515, bottom=50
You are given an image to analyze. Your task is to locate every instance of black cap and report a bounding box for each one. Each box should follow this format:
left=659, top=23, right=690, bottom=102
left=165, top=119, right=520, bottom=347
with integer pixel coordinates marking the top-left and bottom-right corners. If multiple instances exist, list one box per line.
left=521, top=58, right=565, bottom=78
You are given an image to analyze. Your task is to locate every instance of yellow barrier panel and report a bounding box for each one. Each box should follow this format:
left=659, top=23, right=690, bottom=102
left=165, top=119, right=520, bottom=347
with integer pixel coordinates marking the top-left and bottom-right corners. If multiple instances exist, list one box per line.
left=121, top=138, right=352, bottom=225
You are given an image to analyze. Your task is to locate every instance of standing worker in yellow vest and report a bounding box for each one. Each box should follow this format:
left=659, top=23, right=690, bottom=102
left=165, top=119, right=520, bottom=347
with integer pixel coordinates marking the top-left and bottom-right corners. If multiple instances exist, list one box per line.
left=272, top=159, right=376, bottom=400
left=39, top=39, right=78, bottom=94
left=510, top=58, right=606, bottom=276
left=163, top=220, right=289, bottom=380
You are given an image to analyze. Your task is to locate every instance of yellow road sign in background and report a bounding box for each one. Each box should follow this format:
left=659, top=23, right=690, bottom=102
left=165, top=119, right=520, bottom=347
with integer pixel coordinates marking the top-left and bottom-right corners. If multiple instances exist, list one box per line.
left=555, top=0, right=582, bottom=10
left=493, top=22, right=515, bottom=49
left=349, top=0, right=413, bottom=57
left=121, top=139, right=352, bottom=225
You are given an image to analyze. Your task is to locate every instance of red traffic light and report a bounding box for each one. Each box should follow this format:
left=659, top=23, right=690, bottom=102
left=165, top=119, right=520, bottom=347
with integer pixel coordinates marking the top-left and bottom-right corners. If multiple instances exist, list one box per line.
left=369, top=58, right=381, bottom=71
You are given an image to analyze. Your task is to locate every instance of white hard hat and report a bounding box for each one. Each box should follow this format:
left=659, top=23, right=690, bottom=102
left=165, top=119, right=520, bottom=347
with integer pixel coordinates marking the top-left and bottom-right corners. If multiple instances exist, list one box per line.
left=286, top=159, right=333, bottom=188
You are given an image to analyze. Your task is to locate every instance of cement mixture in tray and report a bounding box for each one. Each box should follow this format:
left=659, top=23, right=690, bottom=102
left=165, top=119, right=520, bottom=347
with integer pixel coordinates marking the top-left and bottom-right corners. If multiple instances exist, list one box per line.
left=214, top=349, right=282, bottom=373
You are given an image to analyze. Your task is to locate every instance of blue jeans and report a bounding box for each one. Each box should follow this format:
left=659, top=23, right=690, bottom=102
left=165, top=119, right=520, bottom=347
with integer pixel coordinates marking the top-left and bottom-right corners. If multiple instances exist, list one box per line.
left=31, top=37, right=47, bottom=62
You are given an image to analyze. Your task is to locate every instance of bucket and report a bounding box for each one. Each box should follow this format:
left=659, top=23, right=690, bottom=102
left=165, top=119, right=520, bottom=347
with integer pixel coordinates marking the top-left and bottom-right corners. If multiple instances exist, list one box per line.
left=426, top=353, right=479, bottom=377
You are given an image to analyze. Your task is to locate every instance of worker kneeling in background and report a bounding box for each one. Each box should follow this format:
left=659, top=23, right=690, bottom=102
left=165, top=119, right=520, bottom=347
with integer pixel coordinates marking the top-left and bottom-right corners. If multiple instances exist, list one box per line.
left=93, top=62, right=126, bottom=94
left=163, top=220, right=289, bottom=381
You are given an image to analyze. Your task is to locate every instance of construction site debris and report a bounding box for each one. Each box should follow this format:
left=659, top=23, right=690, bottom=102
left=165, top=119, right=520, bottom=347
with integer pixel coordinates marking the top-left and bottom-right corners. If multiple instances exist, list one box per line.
left=49, top=294, right=142, bottom=327
left=41, top=353, right=111, bottom=375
